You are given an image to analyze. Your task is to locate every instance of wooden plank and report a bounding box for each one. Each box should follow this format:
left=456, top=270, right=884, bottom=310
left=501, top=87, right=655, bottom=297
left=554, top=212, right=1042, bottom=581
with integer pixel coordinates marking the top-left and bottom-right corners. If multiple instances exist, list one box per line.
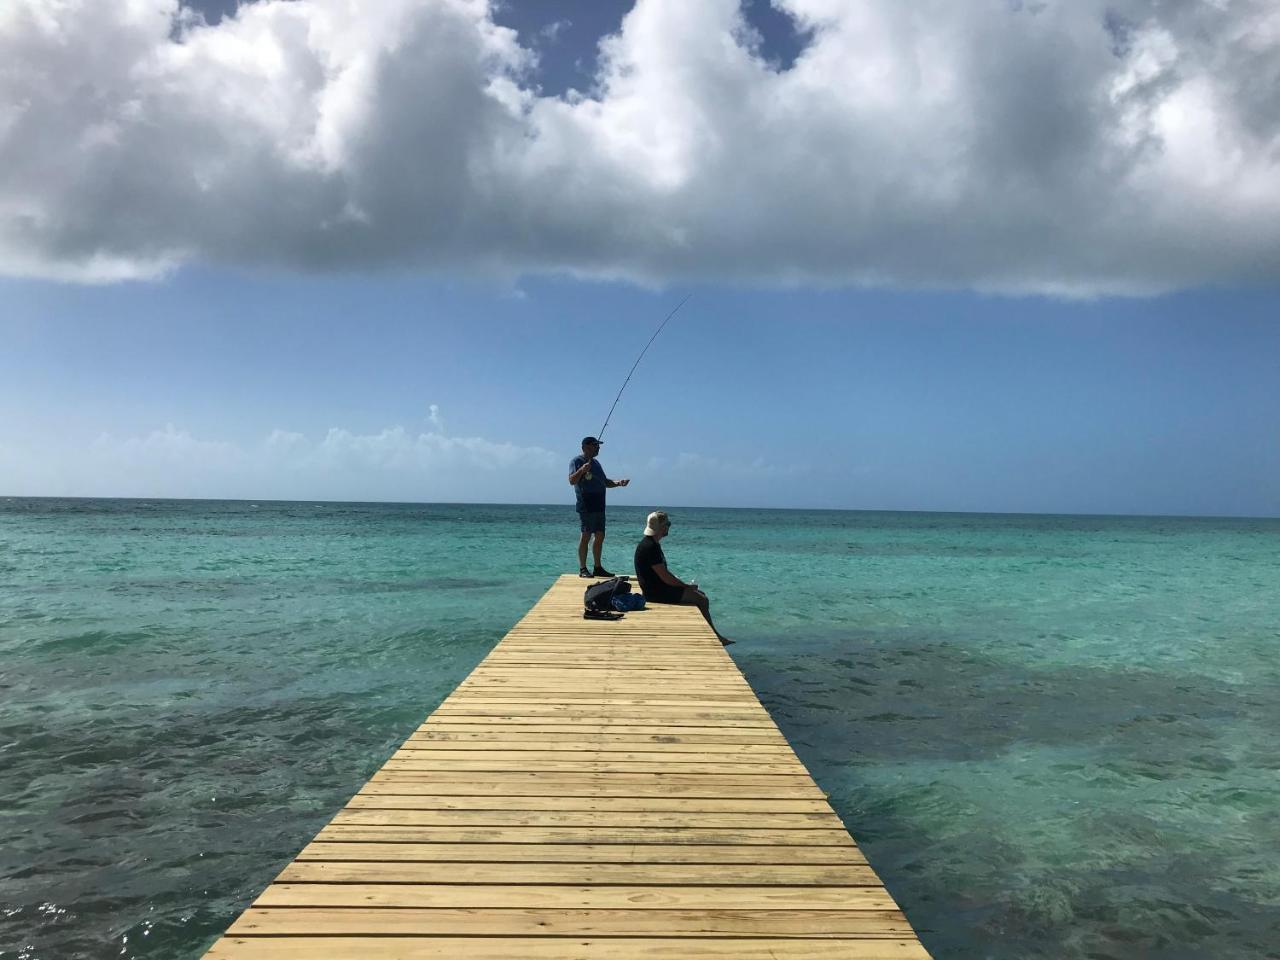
left=313, top=825, right=857, bottom=845
left=400, top=736, right=797, bottom=751
left=449, top=691, right=758, bottom=699
left=207, top=937, right=933, bottom=958
left=344, top=794, right=833, bottom=812
left=365, top=770, right=821, bottom=785
left=379, top=758, right=806, bottom=774
left=427, top=709, right=774, bottom=720
left=295, top=842, right=868, bottom=864
left=227, top=907, right=915, bottom=936
left=277, top=861, right=881, bottom=884
left=422, top=715, right=780, bottom=727
left=254, top=883, right=900, bottom=909
left=409, top=723, right=790, bottom=740
left=440, top=697, right=763, bottom=707
left=363, top=776, right=829, bottom=798
left=385, top=753, right=807, bottom=769
left=328, top=809, right=845, bottom=828
left=383, top=753, right=806, bottom=767
left=458, top=670, right=747, bottom=680
left=201, top=574, right=931, bottom=959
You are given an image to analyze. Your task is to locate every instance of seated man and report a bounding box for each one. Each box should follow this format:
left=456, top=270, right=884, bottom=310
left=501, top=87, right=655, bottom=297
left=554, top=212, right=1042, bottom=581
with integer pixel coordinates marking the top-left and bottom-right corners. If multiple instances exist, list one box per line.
left=633, top=510, right=733, bottom=645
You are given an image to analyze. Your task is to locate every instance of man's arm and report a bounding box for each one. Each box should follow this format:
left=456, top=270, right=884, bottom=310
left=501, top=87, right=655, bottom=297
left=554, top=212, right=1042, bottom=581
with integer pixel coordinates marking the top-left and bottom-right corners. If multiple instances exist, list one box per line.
left=568, top=458, right=591, bottom=485
left=649, top=562, right=686, bottom=588
left=606, top=478, right=630, bottom=488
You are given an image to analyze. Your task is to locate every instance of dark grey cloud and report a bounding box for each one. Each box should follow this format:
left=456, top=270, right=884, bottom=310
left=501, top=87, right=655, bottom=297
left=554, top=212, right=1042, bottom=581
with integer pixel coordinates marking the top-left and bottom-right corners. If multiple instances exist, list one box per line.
left=1, top=0, right=1277, bottom=293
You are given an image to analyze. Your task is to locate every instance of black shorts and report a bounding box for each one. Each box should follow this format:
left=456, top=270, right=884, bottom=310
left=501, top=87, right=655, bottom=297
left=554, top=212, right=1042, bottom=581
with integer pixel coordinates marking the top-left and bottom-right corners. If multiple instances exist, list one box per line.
left=578, top=510, right=605, bottom=533
left=642, top=583, right=685, bottom=605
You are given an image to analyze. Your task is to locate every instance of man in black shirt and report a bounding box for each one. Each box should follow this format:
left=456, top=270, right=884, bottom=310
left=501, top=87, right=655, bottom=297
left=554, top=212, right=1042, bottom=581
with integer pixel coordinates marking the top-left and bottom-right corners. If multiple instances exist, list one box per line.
left=633, top=510, right=732, bottom=645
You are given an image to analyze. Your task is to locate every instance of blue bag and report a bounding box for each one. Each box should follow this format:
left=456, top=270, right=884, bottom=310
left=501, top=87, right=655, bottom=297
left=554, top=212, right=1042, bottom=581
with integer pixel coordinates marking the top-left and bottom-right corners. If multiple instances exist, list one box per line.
left=612, top=593, right=646, bottom=612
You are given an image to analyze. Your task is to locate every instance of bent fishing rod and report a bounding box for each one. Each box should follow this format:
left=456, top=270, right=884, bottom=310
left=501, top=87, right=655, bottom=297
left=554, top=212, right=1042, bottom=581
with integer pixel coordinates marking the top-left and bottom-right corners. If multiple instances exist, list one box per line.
left=596, top=294, right=692, bottom=442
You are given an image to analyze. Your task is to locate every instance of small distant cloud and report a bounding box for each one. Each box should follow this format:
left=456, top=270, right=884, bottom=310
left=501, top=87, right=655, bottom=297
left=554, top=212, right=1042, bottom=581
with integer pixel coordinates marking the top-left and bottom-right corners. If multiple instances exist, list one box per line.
left=265, top=428, right=306, bottom=450
left=427, top=404, right=444, bottom=431
left=539, top=19, right=571, bottom=43
left=91, top=424, right=243, bottom=467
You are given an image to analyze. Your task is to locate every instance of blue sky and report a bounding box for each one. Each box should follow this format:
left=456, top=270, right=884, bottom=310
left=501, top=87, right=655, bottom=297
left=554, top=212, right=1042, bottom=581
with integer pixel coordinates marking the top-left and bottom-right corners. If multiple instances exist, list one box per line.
left=2, top=1, right=1278, bottom=516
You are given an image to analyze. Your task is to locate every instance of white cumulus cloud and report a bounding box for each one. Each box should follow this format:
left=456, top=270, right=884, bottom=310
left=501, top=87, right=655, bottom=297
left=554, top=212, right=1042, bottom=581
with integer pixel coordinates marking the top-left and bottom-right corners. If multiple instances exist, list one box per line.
left=2, top=0, right=1279, bottom=293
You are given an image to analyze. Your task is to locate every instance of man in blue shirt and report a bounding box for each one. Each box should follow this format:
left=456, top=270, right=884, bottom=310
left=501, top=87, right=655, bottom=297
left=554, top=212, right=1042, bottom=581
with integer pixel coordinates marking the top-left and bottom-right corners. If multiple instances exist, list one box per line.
left=569, top=436, right=629, bottom=578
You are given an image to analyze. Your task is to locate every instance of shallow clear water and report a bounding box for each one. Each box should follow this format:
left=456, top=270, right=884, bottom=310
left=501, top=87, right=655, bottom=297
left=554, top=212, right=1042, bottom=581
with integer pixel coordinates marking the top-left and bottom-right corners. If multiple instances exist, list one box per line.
left=1, top=498, right=1277, bottom=958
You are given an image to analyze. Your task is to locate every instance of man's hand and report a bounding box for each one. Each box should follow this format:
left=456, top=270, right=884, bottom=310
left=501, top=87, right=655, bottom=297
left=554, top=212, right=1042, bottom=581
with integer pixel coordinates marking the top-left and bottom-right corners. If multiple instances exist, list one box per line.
left=617, top=478, right=630, bottom=487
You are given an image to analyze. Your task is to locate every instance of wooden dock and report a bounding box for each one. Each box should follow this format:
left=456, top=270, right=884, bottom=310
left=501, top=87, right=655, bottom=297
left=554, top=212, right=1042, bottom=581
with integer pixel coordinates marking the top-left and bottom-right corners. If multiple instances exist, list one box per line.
left=203, top=574, right=932, bottom=958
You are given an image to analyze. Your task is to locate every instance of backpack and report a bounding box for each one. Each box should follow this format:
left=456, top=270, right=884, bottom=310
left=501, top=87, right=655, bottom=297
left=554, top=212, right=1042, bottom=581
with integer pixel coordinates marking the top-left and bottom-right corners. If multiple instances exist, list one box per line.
left=584, top=576, right=631, bottom=613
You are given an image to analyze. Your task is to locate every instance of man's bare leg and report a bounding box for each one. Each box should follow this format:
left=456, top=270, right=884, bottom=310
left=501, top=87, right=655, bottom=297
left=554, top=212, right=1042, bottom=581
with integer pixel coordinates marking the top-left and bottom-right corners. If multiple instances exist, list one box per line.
left=680, top=586, right=733, bottom=645
left=577, top=531, right=591, bottom=571
left=591, top=531, right=605, bottom=571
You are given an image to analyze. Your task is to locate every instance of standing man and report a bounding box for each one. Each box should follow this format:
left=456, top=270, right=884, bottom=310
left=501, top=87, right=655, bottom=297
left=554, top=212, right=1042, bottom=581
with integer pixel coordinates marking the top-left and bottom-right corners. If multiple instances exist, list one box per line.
left=633, top=510, right=733, bottom=645
left=569, top=436, right=629, bottom=578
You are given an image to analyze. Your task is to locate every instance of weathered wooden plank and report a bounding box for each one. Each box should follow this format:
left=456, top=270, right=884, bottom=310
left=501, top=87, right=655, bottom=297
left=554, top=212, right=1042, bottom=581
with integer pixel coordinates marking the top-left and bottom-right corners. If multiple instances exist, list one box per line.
left=422, top=715, right=780, bottom=728
left=380, top=758, right=807, bottom=774
left=313, top=825, right=858, bottom=845
left=363, top=775, right=828, bottom=798
left=461, top=668, right=746, bottom=678
left=436, top=705, right=768, bottom=715
left=400, top=736, right=797, bottom=751
left=439, top=697, right=763, bottom=707
left=388, top=747, right=801, bottom=761
left=345, top=793, right=833, bottom=812
left=328, top=809, right=844, bottom=828
left=277, top=861, right=880, bottom=884
left=207, top=937, right=933, bottom=959
left=410, top=723, right=790, bottom=740
left=365, top=770, right=822, bottom=786
left=227, top=906, right=915, bottom=937
left=255, top=883, right=900, bottom=910
left=294, top=841, right=868, bottom=864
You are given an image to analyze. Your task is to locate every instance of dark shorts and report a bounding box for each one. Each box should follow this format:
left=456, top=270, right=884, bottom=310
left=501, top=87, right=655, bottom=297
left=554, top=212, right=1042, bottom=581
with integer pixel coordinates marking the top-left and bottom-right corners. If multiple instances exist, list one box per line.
left=642, top=583, right=686, bottom=605
left=578, top=510, right=606, bottom=534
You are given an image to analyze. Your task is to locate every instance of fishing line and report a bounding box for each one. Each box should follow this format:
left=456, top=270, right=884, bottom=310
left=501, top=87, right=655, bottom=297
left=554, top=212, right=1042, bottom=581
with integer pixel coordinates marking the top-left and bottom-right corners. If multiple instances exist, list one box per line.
left=597, top=294, right=692, bottom=441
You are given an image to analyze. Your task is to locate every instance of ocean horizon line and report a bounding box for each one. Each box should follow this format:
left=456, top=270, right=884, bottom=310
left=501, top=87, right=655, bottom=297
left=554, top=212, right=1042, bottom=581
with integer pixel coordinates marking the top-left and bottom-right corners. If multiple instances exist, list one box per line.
left=3, top=493, right=1276, bottom=522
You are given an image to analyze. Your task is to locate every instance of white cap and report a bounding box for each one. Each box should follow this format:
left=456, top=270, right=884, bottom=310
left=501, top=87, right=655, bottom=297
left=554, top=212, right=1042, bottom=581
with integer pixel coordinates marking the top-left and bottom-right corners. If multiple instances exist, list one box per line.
left=644, top=510, right=670, bottom=536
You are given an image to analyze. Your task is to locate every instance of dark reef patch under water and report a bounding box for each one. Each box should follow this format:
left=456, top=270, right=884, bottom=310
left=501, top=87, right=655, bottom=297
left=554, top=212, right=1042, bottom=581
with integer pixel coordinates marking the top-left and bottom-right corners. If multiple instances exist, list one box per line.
left=747, top=630, right=1280, bottom=959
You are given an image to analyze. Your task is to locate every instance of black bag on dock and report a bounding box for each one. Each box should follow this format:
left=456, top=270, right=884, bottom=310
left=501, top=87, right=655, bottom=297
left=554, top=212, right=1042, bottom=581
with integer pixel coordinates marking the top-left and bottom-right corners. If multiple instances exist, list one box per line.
left=584, top=576, right=630, bottom=614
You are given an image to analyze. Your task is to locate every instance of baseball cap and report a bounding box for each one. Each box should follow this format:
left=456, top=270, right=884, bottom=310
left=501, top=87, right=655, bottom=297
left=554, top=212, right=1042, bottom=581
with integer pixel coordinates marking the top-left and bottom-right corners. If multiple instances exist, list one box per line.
left=644, top=510, right=670, bottom=536
left=582, top=436, right=602, bottom=446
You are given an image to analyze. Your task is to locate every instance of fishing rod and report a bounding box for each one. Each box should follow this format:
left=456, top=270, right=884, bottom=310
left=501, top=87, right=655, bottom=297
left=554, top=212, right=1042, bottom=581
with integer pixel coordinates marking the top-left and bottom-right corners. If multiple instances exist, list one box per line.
left=597, top=294, right=692, bottom=442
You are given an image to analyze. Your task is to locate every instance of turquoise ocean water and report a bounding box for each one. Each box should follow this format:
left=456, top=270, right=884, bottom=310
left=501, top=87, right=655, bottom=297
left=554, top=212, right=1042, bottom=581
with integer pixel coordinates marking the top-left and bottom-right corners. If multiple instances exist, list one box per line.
left=1, top=497, right=1277, bottom=959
